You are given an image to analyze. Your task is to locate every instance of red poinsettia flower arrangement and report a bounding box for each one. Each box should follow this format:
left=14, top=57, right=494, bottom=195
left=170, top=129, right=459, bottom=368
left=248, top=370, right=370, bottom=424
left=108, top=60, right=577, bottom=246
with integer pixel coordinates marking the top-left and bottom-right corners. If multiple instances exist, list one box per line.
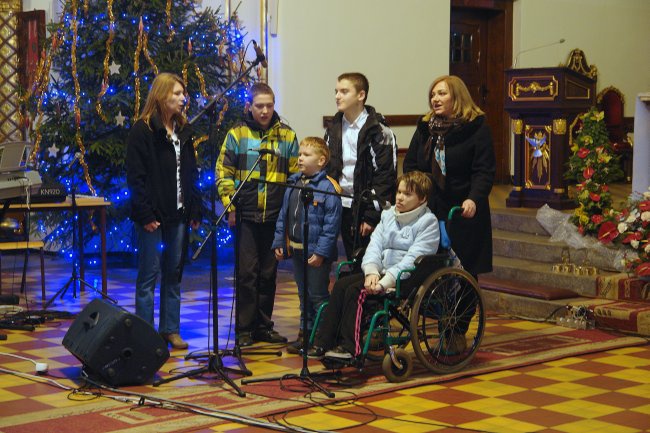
left=565, top=107, right=649, bottom=277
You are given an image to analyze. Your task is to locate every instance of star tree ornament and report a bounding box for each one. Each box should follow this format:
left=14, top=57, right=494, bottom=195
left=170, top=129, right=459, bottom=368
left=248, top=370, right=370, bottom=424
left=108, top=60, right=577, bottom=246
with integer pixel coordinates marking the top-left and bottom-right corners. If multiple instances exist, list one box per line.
left=109, top=61, right=121, bottom=75
left=47, top=143, right=60, bottom=158
left=115, top=111, right=126, bottom=127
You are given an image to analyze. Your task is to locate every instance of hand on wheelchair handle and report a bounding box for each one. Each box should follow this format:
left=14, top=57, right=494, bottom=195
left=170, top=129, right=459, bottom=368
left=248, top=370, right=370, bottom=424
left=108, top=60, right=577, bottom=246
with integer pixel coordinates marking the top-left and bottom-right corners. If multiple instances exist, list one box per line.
left=461, top=199, right=476, bottom=218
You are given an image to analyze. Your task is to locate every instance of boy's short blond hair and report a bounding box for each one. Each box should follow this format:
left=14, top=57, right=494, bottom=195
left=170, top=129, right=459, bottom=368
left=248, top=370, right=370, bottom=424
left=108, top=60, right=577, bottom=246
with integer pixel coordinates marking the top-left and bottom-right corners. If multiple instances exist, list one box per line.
left=398, top=171, right=432, bottom=201
left=300, top=136, right=330, bottom=165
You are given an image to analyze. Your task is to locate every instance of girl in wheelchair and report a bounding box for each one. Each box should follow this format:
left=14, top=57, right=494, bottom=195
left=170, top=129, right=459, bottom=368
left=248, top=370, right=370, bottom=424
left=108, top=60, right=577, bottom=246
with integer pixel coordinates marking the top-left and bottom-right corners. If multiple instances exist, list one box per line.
left=310, top=170, right=440, bottom=360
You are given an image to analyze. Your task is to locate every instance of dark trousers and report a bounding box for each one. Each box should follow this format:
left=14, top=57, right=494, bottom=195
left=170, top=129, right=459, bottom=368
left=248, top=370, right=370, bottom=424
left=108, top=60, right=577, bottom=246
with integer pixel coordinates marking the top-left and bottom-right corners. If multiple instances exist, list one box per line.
left=314, top=273, right=418, bottom=353
left=341, top=207, right=370, bottom=262
left=236, top=220, right=278, bottom=333
left=455, top=273, right=479, bottom=335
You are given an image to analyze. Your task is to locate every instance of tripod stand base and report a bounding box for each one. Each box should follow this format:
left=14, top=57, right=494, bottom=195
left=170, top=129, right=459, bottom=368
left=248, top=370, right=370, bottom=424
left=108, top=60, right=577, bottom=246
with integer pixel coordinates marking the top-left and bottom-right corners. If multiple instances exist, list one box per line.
left=219, top=345, right=256, bottom=376
left=44, top=276, right=116, bottom=309
left=153, top=354, right=246, bottom=397
left=241, top=366, right=339, bottom=398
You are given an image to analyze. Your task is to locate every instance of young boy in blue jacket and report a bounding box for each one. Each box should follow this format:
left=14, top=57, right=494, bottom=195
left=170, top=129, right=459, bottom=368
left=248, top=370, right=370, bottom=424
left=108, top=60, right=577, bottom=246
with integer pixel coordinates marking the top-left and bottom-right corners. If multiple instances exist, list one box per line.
left=311, top=170, right=440, bottom=359
left=272, top=137, right=343, bottom=354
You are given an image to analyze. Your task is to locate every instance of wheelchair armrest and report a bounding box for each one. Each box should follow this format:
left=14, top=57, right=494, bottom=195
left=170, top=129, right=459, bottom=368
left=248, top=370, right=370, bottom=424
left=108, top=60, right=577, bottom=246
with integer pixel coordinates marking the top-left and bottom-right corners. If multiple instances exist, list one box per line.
left=414, top=253, right=449, bottom=268
left=336, top=260, right=355, bottom=278
left=336, top=248, right=366, bottom=279
left=394, top=266, right=417, bottom=298
left=398, top=253, right=451, bottom=293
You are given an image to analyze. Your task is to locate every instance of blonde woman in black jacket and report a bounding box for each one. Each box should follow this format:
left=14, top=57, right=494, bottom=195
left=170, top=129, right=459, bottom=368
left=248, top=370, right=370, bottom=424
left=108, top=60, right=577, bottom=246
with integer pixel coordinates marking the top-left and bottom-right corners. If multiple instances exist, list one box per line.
left=126, top=72, right=201, bottom=350
left=403, top=75, right=495, bottom=278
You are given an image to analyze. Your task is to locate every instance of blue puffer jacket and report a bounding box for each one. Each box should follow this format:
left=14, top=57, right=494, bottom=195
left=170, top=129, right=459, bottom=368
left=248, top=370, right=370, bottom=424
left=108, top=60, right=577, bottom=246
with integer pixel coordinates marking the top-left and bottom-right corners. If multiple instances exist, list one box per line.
left=362, top=204, right=440, bottom=288
left=272, top=170, right=342, bottom=261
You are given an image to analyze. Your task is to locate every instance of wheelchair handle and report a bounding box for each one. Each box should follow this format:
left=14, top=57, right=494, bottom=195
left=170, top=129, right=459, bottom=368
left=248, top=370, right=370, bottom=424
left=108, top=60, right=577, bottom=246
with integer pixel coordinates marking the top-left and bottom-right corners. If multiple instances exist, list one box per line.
left=448, top=206, right=462, bottom=221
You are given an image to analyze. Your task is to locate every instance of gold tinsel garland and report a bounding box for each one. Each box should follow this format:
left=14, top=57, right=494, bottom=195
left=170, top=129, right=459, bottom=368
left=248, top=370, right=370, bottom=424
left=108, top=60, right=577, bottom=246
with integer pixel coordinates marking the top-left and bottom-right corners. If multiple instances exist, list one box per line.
left=27, top=14, right=67, bottom=164
left=133, top=17, right=159, bottom=118
left=95, top=0, right=115, bottom=122
left=166, top=0, right=176, bottom=42
left=70, top=0, right=96, bottom=195
left=133, top=18, right=144, bottom=118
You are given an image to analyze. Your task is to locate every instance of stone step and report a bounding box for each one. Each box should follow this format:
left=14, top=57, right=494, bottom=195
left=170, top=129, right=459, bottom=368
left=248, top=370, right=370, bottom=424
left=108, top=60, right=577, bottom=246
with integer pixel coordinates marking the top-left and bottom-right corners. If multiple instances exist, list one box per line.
left=493, top=229, right=621, bottom=272
left=493, top=229, right=563, bottom=264
left=479, top=280, right=650, bottom=337
left=491, top=208, right=549, bottom=236
left=480, top=287, right=589, bottom=322
left=486, top=256, right=623, bottom=297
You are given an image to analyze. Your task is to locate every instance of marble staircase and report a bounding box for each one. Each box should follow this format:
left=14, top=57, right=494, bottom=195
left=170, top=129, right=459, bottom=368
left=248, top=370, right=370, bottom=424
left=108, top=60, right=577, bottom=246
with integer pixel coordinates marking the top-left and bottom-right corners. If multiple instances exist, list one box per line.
left=480, top=184, right=650, bottom=336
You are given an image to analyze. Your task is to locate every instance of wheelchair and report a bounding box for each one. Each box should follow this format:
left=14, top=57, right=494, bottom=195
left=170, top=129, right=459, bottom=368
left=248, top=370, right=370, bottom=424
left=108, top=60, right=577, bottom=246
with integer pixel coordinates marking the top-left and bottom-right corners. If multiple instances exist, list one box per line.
left=310, top=207, right=485, bottom=382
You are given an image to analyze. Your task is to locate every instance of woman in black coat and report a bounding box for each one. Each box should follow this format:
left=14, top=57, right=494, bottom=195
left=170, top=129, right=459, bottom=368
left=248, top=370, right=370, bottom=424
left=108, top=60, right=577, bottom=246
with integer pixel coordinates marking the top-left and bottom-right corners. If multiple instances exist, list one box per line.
left=403, top=75, right=495, bottom=277
left=126, top=72, right=202, bottom=350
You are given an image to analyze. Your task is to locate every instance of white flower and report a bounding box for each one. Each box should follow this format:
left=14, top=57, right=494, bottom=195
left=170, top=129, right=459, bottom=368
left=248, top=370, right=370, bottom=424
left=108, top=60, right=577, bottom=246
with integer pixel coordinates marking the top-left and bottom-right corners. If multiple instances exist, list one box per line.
left=618, top=222, right=628, bottom=233
left=641, top=211, right=650, bottom=222
left=643, top=189, right=650, bottom=199
left=645, top=243, right=650, bottom=254
left=631, top=240, right=639, bottom=249
left=626, top=214, right=637, bottom=223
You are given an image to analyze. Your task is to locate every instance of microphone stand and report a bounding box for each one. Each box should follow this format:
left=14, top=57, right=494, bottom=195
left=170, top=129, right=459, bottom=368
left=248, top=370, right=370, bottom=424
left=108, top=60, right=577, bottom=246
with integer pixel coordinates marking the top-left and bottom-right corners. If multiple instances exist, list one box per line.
left=153, top=53, right=265, bottom=395
left=241, top=179, right=352, bottom=397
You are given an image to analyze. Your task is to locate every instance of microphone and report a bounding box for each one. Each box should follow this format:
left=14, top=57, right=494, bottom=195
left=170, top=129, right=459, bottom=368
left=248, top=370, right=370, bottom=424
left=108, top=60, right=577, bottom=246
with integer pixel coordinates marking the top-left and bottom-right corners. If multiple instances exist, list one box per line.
left=68, top=152, right=82, bottom=168
left=252, top=40, right=268, bottom=68
left=513, top=38, right=565, bottom=68
left=250, top=147, right=281, bottom=156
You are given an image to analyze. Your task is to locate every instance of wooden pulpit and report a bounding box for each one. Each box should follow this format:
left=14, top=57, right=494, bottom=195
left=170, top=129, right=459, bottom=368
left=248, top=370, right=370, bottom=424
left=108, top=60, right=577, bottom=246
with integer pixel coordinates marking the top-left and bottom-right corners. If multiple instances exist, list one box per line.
left=505, top=50, right=597, bottom=209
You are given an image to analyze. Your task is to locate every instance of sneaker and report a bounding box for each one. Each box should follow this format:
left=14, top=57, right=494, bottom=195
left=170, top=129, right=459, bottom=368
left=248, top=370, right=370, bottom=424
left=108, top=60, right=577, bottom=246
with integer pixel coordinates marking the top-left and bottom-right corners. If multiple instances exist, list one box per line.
left=324, top=345, right=353, bottom=359
left=252, top=328, right=288, bottom=344
left=307, top=346, right=326, bottom=359
left=238, top=332, right=253, bottom=347
left=161, top=333, right=188, bottom=350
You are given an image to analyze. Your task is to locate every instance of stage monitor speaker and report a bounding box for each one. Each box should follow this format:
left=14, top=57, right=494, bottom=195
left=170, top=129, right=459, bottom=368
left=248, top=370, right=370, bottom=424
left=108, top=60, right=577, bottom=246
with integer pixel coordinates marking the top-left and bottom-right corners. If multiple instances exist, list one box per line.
left=62, top=299, right=170, bottom=386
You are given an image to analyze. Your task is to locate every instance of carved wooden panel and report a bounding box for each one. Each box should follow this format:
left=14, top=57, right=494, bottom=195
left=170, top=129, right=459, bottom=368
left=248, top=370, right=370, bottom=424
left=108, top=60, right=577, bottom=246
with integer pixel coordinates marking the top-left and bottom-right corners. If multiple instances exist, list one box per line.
left=0, top=0, right=23, bottom=142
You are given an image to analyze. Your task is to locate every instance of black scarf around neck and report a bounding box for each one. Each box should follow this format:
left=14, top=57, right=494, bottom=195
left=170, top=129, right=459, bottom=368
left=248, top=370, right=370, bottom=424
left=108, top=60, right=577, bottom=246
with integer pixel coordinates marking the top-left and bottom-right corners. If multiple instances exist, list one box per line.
left=424, top=116, right=463, bottom=189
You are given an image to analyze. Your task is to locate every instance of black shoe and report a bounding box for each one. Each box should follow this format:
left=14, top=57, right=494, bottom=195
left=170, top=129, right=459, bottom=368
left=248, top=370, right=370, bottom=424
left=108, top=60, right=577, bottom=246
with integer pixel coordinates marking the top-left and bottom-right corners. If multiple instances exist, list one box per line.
left=252, top=328, right=288, bottom=344
left=441, top=332, right=467, bottom=355
left=286, top=339, right=302, bottom=354
left=238, top=332, right=253, bottom=347
left=307, top=346, right=326, bottom=359
left=324, top=345, right=353, bottom=359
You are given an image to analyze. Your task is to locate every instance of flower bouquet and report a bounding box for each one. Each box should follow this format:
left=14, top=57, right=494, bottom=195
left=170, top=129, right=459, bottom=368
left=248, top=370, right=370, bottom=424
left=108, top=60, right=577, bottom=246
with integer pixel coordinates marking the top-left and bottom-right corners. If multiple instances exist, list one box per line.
left=565, top=107, right=649, bottom=276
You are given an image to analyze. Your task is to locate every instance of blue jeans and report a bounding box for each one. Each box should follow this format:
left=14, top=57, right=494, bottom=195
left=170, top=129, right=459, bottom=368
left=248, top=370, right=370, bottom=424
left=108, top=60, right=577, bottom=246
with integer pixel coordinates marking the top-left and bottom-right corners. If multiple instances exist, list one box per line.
left=291, top=249, right=331, bottom=331
left=135, top=221, right=186, bottom=334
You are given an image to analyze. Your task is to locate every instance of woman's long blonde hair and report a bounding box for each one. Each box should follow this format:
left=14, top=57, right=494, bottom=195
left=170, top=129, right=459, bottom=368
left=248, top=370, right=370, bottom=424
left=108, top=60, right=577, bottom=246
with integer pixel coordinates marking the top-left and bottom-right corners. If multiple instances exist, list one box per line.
left=423, top=75, right=484, bottom=122
left=138, top=72, right=187, bottom=127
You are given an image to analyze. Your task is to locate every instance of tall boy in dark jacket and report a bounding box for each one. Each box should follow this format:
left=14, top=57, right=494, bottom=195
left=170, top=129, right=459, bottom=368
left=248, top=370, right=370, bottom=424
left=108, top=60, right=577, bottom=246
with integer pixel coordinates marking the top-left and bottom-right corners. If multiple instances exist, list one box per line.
left=325, top=72, right=397, bottom=261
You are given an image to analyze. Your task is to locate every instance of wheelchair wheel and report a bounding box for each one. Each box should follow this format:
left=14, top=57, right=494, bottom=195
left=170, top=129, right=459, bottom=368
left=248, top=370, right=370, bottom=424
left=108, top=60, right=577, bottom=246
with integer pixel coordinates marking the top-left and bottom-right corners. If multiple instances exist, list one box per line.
left=409, top=267, right=485, bottom=374
left=382, top=348, right=412, bottom=383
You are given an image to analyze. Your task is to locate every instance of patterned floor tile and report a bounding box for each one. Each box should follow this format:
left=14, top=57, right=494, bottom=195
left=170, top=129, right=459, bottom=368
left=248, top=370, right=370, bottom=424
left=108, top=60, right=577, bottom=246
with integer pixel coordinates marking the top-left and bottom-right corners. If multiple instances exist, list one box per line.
left=1, top=253, right=650, bottom=432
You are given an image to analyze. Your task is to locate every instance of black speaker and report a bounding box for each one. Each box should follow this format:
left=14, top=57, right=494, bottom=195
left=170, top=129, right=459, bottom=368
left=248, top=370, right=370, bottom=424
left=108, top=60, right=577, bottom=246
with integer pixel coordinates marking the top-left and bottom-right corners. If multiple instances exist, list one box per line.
left=62, top=299, right=170, bottom=386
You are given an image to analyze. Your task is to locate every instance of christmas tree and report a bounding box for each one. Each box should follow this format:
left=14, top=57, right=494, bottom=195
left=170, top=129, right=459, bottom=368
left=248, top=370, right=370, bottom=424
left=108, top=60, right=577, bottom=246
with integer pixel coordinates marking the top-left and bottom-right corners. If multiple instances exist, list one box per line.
left=24, top=0, right=256, bottom=257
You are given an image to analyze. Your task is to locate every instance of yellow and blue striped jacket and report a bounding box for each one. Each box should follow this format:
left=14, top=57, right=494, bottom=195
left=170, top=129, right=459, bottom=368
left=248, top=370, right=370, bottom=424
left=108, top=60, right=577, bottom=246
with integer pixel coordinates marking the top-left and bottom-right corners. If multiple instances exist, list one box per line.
left=216, top=113, right=299, bottom=223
